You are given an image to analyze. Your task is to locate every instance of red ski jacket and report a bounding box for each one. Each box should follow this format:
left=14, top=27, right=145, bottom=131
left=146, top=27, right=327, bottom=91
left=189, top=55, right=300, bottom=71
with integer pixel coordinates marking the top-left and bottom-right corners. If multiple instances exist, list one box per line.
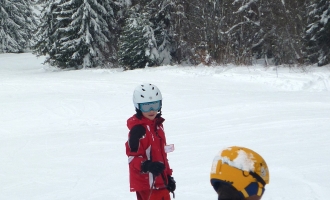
left=125, top=114, right=173, bottom=192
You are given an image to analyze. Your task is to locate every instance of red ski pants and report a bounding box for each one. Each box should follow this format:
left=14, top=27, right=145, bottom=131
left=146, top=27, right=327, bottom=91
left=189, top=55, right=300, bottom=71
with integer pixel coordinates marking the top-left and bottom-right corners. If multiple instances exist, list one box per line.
left=136, top=188, right=170, bottom=200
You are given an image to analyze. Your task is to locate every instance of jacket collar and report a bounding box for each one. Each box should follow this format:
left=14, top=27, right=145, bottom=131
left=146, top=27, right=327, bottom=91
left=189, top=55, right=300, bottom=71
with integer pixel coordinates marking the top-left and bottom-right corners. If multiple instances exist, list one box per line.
left=127, top=114, right=164, bottom=130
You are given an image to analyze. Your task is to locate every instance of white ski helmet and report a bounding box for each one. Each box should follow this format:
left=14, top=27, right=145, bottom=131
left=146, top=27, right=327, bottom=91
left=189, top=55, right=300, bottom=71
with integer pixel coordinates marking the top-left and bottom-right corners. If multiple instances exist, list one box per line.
left=133, top=83, right=162, bottom=109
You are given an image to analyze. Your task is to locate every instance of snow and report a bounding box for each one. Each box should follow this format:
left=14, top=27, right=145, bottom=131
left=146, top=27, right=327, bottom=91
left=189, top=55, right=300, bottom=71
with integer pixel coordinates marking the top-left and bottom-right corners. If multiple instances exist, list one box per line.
left=211, top=148, right=256, bottom=174
left=221, top=148, right=256, bottom=171
left=321, top=9, right=330, bottom=25
left=235, top=0, right=257, bottom=13
left=1, top=53, right=330, bottom=200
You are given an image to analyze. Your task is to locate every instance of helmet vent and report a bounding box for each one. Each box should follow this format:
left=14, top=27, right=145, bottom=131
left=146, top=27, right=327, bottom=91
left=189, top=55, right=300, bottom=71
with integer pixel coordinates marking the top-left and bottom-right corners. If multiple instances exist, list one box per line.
left=141, top=95, right=144, bottom=98
left=142, top=88, right=145, bottom=91
left=152, top=87, right=154, bottom=90
left=156, top=92, right=158, bottom=96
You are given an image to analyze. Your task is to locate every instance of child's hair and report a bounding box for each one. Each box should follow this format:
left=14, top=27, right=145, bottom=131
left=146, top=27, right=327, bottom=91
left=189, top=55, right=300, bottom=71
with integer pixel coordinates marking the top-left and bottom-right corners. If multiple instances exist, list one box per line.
left=135, top=108, right=162, bottom=120
left=216, top=183, right=244, bottom=200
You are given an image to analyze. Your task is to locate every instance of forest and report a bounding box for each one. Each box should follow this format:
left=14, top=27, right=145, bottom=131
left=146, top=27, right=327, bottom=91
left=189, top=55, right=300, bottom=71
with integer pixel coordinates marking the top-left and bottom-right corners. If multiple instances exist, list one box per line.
left=0, top=0, right=329, bottom=69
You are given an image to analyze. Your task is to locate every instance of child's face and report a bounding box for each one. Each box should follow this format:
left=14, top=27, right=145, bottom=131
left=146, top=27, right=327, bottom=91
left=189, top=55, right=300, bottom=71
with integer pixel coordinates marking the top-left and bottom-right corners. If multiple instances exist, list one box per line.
left=142, top=110, right=158, bottom=120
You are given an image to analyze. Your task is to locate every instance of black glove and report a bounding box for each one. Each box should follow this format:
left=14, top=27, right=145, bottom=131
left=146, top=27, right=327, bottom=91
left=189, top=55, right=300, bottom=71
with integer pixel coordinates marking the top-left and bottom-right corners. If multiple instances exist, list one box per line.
left=167, top=175, right=176, bottom=192
left=141, top=160, right=165, bottom=176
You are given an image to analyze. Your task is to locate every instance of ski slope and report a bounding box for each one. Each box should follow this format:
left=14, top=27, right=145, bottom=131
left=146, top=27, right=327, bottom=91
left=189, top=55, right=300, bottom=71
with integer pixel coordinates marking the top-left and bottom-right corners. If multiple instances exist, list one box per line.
left=0, top=53, right=330, bottom=200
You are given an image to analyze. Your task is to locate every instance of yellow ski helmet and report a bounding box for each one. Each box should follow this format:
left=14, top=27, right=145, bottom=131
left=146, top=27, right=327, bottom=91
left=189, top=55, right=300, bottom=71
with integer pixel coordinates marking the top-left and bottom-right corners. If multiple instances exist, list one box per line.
left=210, top=146, right=269, bottom=198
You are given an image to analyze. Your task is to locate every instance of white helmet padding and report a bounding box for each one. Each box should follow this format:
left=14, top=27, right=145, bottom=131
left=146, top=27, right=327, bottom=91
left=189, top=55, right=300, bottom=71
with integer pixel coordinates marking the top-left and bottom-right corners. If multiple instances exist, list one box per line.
left=133, top=83, right=162, bottom=109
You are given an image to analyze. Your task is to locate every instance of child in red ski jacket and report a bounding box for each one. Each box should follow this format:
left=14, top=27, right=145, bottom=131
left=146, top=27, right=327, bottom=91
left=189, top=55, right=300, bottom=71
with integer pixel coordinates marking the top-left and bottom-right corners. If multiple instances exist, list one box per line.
left=125, top=83, right=175, bottom=200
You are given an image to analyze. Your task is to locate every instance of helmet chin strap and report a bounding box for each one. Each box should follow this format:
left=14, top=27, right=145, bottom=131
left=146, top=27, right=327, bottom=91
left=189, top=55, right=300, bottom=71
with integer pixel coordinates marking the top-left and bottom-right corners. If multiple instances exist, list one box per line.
left=239, top=172, right=266, bottom=198
left=248, top=171, right=266, bottom=187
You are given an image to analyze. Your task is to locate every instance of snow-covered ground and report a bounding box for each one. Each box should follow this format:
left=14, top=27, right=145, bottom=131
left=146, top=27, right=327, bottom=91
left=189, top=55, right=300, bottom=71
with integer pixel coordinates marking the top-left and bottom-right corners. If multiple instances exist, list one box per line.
left=0, top=53, right=330, bottom=200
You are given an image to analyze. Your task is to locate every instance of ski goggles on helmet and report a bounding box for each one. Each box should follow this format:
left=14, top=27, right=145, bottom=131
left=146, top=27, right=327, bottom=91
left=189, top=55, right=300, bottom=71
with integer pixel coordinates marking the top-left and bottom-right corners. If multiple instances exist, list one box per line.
left=138, top=100, right=161, bottom=112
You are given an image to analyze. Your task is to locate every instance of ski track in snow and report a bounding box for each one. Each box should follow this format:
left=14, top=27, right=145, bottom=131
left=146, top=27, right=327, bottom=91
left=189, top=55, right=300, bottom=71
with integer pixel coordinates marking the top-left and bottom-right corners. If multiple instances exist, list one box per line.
left=0, top=53, right=330, bottom=200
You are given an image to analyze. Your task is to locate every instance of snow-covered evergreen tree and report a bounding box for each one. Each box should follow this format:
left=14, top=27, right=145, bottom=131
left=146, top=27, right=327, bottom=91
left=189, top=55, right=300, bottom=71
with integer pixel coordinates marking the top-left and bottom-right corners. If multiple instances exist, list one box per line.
left=52, top=0, right=115, bottom=69
left=96, top=0, right=119, bottom=64
left=166, top=0, right=190, bottom=64
left=32, top=0, right=64, bottom=65
left=305, top=0, right=330, bottom=66
left=117, top=0, right=175, bottom=69
left=147, top=0, right=176, bottom=65
left=0, top=0, right=37, bottom=53
left=118, top=12, right=159, bottom=69
left=20, top=0, right=38, bottom=50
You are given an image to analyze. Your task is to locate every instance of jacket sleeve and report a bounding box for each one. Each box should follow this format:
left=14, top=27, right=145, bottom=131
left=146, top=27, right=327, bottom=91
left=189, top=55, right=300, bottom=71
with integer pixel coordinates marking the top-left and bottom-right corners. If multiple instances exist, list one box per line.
left=126, top=125, right=148, bottom=171
left=128, top=125, right=146, bottom=152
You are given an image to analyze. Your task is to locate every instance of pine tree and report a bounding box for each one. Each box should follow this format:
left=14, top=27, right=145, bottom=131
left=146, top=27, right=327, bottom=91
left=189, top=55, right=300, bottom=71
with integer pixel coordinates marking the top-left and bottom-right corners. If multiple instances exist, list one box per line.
left=262, top=0, right=307, bottom=65
left=305, top=0, right=330, bottom=66
left=169, top=0, right=199, bottom=64
left=118, top=12, right=159, bottom=69
left=147, top=0, right=176, bottom=65
left=32, top=0, right=64, bottom=66
left=20, top=0, right=38, bottom=50
left=0, top=0, right=37, bottom=53
left=118, top=0, right=177, bottom=68
left=53, top=0, right=115, bottom=69
left=99, top=0, right=120, bottom=64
